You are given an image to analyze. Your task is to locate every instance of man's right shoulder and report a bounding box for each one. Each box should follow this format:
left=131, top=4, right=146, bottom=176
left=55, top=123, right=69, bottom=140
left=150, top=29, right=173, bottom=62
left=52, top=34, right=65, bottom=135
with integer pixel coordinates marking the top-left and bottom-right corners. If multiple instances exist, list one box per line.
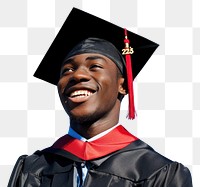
left=8, top=151, right=44, bottom=187
left=21, top=150, right=45, bottom=172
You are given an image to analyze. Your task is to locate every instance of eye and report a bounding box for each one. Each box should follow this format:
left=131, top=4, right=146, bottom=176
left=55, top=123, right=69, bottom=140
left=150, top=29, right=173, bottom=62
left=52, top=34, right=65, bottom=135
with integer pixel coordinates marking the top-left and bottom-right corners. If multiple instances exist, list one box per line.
left=90, top=64, right=103, bottom=70
left=61, top=67, right=74, bottom=75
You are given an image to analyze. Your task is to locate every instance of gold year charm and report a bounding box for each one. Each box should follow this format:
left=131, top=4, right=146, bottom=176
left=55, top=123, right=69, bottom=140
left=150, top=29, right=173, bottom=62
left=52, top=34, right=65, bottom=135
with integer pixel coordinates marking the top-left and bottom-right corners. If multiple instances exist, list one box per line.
left=122, top=47, right=134, bottom=55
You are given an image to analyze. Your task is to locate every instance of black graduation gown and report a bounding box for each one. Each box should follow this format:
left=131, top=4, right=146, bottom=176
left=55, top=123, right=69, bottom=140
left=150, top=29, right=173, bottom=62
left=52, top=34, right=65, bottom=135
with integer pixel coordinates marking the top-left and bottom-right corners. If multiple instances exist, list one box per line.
left=8, top=139, right=192, bottom=187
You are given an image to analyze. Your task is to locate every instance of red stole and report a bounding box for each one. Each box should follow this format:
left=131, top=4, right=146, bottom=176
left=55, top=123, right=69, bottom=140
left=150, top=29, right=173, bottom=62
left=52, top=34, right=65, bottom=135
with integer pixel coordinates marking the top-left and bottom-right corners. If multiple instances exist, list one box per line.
left=52, top=125, right=138, bottom=160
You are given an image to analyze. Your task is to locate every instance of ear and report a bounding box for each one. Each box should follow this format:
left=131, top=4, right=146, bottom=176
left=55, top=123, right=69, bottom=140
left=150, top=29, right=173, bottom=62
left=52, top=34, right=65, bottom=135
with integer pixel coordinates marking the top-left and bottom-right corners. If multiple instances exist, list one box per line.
left=118, top=77, right=127, bottom=95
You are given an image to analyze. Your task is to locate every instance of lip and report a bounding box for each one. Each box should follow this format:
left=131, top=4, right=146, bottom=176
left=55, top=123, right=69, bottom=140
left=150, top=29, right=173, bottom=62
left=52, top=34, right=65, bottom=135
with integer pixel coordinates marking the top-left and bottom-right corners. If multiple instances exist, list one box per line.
left=64, top=85, right=97, bottom=103
left=68, top=93, right=95, bottom=103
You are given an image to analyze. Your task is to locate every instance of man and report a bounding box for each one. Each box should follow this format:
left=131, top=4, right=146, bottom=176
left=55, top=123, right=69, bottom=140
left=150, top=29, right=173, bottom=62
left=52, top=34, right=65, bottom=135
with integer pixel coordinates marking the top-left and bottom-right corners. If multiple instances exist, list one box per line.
left=8, top=8, right=192, bottom=187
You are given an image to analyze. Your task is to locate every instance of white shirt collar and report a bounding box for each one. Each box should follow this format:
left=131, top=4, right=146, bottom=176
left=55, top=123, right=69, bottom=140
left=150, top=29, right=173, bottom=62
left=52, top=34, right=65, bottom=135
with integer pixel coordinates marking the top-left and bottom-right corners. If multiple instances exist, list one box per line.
left=68, top=124, right=120, bottom=142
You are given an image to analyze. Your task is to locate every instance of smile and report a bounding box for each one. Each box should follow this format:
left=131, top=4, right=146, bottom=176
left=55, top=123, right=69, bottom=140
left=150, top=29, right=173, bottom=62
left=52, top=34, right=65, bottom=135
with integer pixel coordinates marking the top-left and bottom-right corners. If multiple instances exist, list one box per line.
left=70, top=90, right=94, bottom=98
left=67, top=89, right=96, bottom=103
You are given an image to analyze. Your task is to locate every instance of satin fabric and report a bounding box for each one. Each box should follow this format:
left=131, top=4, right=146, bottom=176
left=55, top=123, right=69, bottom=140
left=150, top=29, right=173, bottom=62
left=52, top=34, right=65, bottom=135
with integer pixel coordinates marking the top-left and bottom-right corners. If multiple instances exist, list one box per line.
left=8, top=139, right=193, bottom=187
left=52, top=125, right=138, bottom=160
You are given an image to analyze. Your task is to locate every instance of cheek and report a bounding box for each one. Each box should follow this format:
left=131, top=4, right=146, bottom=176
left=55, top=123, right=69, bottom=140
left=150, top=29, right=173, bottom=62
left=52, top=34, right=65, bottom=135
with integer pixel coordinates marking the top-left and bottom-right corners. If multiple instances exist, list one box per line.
left=57, top=79, right=68, bottom=107
left=57, top=77, right=68, bottom=93
left=99, top=76, right=119, bottom=98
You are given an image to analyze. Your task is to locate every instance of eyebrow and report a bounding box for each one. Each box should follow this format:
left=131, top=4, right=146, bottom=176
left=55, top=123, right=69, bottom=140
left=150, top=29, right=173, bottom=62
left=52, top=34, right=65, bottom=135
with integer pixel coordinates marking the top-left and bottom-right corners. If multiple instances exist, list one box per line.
left=62, top=58, right=73, bottom=66
left=85, top=55, right=107, bottom=62
left=61, top=55, right=108, bottom=69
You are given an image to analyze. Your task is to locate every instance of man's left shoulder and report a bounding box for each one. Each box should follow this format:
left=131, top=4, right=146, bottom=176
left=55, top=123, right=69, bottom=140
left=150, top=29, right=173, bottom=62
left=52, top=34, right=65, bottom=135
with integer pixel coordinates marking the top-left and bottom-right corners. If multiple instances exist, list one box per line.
left=97, top=139, right=192, bottom=183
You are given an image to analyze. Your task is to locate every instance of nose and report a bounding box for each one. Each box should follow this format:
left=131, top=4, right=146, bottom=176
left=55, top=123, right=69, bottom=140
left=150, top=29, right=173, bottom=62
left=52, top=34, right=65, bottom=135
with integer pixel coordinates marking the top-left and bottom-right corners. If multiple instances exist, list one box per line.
left=70, top=67, right=91, bottom=82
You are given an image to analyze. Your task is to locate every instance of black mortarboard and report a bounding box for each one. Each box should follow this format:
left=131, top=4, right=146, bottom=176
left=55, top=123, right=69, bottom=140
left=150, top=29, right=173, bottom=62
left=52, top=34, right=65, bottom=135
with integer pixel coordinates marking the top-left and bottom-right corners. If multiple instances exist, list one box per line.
left=34, top=7, right=159, bottom=119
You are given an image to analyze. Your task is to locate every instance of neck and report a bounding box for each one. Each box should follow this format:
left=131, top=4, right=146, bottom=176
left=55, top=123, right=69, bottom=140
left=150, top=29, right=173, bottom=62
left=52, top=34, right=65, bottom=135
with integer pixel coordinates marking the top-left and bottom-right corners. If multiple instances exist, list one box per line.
left=70, top=103, right=120, bottom=139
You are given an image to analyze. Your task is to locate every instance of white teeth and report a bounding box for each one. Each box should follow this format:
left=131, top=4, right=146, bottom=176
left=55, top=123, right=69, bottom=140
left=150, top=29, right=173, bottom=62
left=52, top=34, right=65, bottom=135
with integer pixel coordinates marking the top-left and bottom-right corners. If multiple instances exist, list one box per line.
left=70, top=90, right=94, bottom=97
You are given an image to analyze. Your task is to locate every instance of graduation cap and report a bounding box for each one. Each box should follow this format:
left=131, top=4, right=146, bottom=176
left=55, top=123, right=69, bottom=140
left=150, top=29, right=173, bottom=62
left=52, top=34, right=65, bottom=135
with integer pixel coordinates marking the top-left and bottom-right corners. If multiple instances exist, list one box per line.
left=34, top=7, right=159, bottom=119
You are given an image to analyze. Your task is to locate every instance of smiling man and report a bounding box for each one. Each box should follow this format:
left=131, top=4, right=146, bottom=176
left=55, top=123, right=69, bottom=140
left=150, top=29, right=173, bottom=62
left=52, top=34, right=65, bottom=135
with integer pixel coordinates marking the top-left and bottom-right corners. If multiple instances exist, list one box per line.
left=8, top=8, right=192, bottom=187
left=58, top=51, right=126, bottom=138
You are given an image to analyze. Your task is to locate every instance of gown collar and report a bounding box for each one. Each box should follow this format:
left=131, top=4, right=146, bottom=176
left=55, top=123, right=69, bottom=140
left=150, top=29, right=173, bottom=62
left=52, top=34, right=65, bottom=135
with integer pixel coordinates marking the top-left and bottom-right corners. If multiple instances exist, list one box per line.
left=52, top=125, right=138, bottom=160
left=68, top=124, right=120, bottom=142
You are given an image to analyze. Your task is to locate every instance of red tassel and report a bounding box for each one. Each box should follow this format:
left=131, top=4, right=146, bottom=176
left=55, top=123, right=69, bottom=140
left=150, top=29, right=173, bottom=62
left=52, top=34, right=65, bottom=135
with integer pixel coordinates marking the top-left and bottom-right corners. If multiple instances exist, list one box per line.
left=123, top=29, right=135, bottom=119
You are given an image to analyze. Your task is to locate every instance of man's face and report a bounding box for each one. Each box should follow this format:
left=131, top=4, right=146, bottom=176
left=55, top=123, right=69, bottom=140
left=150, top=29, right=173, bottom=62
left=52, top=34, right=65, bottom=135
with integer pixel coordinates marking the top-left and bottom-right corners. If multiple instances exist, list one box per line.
left=57, top=53, right=126, bottom=122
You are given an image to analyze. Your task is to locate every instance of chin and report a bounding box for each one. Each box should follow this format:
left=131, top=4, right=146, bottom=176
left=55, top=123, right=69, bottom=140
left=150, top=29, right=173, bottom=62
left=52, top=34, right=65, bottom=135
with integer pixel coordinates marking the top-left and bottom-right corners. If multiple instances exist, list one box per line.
left=67, top=106, right=104, bottom=124
left=69, top=113, right=97, bottom=124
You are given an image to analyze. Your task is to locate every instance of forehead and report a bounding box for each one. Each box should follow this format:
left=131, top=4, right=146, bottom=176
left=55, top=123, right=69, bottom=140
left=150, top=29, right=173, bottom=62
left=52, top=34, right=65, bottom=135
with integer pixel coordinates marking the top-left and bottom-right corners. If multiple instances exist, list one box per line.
left=61, top=53, right=119, bottom=68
